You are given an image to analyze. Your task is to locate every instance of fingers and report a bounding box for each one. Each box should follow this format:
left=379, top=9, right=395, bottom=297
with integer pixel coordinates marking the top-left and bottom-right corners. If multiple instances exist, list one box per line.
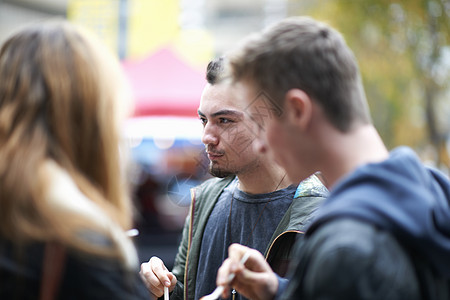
left=140, top=256, right=177, bottom=298
left=150, top=256, right=173, bottom=287
left=216, top=244, right=255, bottom=298
left=216, top=244, right=248, bottom=285
left=217, top=258, right=233, bottom=298
left=226, top=261, right=278, bottom=300
left=229, top=244, right=268, bottom=272
left=228, top=243, right=251, bottom=262
left=216, top=244, right=278, bottom=300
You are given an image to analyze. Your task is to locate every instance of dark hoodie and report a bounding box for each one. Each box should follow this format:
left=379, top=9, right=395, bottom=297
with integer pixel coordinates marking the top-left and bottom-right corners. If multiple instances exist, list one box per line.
left=307, top=146, right=450, bottom=278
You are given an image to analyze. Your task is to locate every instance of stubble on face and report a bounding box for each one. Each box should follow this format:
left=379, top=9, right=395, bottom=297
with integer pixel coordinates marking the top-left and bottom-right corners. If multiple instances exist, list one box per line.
left=208, top=162, right=233, bottom=178
left=208, top=158, right=261, bottom=178
left=206, top=144, right=261, bottom=178
left=200, top=82, right=263, bottom=179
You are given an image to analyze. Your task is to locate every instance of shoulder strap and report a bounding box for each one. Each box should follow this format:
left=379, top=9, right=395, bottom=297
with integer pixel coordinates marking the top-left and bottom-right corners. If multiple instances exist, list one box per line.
left=40, top=242, right=66, bottom=300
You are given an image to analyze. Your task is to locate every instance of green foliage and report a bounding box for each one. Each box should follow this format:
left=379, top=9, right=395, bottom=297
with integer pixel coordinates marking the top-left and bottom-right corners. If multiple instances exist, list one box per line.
left=290, top=0, right=450, bottom=167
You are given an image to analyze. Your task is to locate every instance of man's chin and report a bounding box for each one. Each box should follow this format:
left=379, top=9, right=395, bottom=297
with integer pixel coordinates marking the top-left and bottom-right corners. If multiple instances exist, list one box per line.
left=209, top=166, right=234, bottom=178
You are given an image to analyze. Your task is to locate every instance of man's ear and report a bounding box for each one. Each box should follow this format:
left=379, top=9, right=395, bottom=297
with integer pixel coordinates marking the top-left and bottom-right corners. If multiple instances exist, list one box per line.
left=285, top=89, right=313, bottom=131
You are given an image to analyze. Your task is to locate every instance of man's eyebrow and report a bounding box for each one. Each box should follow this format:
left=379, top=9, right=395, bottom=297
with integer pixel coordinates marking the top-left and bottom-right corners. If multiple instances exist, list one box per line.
left=197, top=109, right=243, bottom=118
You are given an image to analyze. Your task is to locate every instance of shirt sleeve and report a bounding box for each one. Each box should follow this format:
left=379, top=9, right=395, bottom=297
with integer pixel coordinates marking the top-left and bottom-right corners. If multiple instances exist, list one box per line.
left=274, top=275, right=289, bottom=300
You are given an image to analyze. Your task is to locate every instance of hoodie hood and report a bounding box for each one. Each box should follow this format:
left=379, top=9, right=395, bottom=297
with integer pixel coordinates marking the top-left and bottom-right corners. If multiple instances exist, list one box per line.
left=307, top=147, right=450, bottom=278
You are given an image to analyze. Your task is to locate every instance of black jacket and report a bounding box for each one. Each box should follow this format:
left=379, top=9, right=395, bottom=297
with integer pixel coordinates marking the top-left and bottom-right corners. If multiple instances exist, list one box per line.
left=281, top=147, right=450, bottom=299
left=0, top=240, right=149, bottom=299
left=282, top=218, right=449, bottom=300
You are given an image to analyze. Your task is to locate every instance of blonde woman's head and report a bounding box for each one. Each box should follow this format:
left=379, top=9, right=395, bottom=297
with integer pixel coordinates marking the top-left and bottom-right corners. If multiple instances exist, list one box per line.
left=0, top=20, right=134, bottom=261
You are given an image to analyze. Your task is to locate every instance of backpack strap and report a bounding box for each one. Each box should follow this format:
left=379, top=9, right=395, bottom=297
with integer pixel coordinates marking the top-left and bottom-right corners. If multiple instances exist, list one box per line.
left=40, top=242, right=66, bottom=300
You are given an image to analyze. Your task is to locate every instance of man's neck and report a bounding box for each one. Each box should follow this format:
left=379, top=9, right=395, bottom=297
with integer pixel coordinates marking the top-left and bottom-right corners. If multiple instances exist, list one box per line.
left=321, top=124, right=389, bottom=189
left=236, top=165, right=291, bottom=194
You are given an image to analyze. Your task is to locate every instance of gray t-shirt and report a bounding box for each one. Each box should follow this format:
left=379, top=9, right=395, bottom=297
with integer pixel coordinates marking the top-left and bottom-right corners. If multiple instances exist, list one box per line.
left=195, top=178, right=295, bottom=300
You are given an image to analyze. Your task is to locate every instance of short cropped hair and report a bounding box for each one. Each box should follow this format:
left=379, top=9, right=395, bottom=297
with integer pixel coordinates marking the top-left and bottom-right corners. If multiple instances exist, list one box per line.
left=229, top=16, right=372, bottom=132
left=206, top=56, right=225, bottom=85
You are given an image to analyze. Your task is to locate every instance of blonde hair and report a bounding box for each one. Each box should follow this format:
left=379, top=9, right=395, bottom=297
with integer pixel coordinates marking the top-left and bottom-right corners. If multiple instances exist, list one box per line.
left=0, top=20, right=134, bottom=263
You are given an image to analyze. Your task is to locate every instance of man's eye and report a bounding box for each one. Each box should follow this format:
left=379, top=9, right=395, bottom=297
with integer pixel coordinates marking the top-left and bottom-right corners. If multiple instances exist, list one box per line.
left=219, top=118, right=233, bottom=124
left=199, top=118, right=207, bottom=126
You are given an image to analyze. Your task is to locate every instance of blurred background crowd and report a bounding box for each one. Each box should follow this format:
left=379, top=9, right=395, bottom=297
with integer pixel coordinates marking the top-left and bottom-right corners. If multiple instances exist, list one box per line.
left=1, top=0, right=449, bottom=269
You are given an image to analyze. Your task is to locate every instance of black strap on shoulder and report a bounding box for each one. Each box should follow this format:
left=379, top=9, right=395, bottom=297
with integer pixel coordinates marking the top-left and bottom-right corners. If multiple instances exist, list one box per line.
left=40, top=242, right=66, bottom=300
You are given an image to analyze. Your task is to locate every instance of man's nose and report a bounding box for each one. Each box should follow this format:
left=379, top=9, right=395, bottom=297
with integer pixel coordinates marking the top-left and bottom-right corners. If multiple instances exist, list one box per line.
left=201, top=123, right=219, bottom=146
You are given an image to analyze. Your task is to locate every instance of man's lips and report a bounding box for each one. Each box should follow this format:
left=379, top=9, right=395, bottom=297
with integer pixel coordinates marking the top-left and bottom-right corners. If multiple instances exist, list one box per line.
left=207, top=152, right=224, bottom=160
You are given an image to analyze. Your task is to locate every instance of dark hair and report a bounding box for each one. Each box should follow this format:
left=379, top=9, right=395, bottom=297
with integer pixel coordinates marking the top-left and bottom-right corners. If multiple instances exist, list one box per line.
left=206, top=56, right=225, bottom=85
left=229, top=16, right=372, bottom=132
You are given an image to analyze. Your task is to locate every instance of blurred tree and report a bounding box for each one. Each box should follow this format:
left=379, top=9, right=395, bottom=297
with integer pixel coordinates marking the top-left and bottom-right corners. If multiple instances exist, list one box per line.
left=291, top=0, right=450, bottom=169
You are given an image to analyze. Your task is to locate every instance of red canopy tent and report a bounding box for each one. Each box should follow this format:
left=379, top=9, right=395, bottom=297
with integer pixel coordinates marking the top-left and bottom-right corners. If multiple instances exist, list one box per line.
left=122, top=48, right=206, bottom=118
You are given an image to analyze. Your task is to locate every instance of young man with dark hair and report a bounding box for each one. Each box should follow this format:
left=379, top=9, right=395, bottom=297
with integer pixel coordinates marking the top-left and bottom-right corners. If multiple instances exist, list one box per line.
left=140, top=57, right=327, bottom=300
left=216, top=16, right=450, bottom=300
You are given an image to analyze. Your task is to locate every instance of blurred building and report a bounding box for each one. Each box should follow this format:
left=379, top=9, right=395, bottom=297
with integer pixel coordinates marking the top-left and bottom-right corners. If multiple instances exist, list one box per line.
left=0, top=0, right=297, bottom=57
left=0, top=0, right=66, bottom=44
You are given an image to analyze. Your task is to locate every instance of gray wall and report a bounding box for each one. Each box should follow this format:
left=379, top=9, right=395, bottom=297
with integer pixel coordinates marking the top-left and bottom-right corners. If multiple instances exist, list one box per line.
left=0, top=0, right=66, bottom=45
